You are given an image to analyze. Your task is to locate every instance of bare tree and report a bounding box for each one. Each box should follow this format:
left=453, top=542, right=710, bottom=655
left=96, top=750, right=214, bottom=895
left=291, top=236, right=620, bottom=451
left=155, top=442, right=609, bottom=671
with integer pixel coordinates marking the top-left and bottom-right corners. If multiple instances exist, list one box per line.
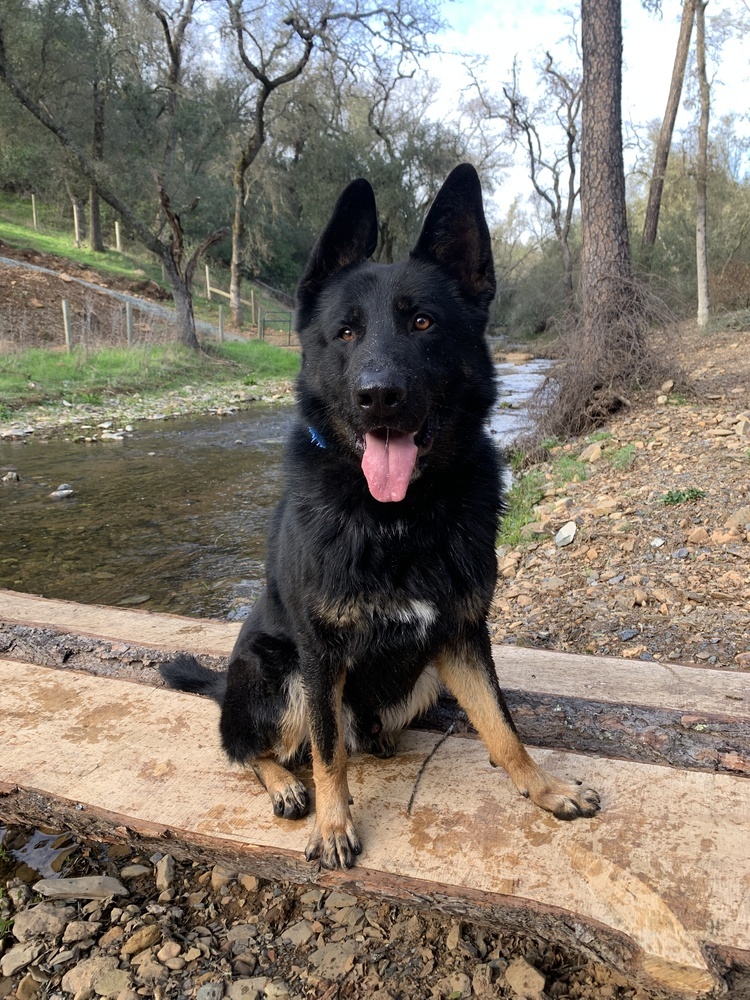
left=694, top=0, right=710, bottom=328
left=502, top=54, right=581, bottom=296
left=0, top=16, right=227, bottom=350
left=641, top=0, right=695, bottom=264
left=223, top=0, right=441, bottom=327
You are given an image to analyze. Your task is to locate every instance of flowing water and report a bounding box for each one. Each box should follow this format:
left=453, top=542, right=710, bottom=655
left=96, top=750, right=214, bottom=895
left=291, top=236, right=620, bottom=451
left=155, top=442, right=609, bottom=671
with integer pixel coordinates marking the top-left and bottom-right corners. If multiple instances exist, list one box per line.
left=0, top=359, right=550, bottom=619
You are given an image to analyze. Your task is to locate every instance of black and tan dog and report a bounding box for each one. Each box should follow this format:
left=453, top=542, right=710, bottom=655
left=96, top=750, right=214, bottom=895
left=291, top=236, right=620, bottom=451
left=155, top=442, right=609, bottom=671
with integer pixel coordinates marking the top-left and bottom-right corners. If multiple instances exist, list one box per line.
left=161, top=164, right=600, bottom=869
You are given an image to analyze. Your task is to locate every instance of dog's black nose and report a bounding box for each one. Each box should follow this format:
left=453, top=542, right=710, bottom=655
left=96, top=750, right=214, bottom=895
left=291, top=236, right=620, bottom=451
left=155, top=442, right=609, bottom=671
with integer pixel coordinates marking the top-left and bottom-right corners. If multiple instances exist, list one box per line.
left=356, top=379, right=407, bottom=417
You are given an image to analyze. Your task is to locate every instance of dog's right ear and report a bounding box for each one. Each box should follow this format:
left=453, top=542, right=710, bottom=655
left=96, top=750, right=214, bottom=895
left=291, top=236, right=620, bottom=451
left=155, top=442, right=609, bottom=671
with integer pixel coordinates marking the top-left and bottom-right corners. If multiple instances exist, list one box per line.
left=297, top=180, right=378, bottom=315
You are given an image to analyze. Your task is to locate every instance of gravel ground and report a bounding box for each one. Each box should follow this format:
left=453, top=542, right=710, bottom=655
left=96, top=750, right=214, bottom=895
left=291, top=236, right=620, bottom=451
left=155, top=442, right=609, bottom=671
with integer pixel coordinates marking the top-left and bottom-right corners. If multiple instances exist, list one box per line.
left=0, top=832, right=667, bottom=1000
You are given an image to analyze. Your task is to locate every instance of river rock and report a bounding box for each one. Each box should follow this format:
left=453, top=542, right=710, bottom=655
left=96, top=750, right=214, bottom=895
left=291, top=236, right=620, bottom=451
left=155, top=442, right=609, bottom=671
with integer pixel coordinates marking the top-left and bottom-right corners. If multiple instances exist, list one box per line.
left=504, top=956, right=546, bottom=999
left=726, top=505, right=750, bottom=530
left=0, top=941, right=44, bottom=977
left=63, top=920, right=102, bottom=945
left=554, top=521, right=577, bottom=547
left=13, top=902, right=75, bottom=942
left=154, top=854, right=175, bottom=891
left=33, top=877, right=128, bottom=900
left=121, top=923, right=161, bottom=956
left=578, top=442, right=603, bottom=463
left=61, top=956, right=123, bottom=995
left=49, top=483, right=75, bottom=499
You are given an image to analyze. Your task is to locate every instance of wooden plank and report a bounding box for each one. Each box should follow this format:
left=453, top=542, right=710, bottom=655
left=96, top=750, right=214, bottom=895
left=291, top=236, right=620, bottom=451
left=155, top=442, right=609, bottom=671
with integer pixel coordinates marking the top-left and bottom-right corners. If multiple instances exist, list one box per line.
left=1, top=589, right=749, bottom=775
left=0, top=656, right=746, bottom=994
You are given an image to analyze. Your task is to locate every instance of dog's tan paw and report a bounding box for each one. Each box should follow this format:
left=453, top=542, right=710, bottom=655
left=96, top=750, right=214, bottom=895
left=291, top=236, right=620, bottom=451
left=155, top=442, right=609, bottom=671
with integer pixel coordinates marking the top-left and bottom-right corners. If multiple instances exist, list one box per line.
left=305, top=819, right=362, bottom=869
left=522, top=771, right=601, bottom=820
left=270, top=779, right=309, bottom=820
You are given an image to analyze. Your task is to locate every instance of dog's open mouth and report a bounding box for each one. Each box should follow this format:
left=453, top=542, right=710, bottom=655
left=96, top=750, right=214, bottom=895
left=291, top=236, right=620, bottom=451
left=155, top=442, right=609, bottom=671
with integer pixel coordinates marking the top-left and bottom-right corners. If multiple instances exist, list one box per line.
left=360, top=425, right=434, bottom=503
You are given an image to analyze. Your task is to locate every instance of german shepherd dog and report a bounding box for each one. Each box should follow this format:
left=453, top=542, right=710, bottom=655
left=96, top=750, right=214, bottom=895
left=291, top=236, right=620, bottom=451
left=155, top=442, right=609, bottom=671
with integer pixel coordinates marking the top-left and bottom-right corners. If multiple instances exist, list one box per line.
left=161, top=164, right=600, bottom=869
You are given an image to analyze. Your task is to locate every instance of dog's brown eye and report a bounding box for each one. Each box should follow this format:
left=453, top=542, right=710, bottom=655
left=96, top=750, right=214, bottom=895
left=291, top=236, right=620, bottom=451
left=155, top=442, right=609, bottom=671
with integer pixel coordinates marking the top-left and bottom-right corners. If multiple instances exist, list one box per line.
left=339, top=326, right=355, bottom=342
left=413, top=314, right=433, bottom=332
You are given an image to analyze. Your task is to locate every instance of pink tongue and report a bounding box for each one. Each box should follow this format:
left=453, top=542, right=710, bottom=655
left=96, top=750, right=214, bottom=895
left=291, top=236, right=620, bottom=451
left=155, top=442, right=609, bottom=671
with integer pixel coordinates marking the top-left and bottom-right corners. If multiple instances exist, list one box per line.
left=362, top=431, right=418, bottom=502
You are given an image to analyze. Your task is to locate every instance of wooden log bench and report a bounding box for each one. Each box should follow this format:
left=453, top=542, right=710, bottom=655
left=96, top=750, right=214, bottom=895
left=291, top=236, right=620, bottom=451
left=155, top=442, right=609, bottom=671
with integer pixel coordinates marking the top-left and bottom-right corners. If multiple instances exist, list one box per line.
left=1, top=589, right=749, bottom=996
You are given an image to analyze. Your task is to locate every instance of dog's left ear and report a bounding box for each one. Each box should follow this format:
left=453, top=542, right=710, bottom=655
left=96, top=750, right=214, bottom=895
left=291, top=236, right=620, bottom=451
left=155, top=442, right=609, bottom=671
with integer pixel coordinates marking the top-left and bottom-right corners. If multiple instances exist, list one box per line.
left=411, top=164, right=495, bottom=303
left=297, top=179, right=378, bottom=314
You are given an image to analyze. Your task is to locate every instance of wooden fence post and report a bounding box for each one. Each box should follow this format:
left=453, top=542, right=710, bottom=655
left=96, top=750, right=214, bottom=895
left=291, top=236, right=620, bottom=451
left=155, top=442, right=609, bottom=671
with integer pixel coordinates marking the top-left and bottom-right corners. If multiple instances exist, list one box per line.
left=205, top=265, right=211, bottom=301
left=31, top=194, right=38, bottom=232
left=125, top=302, right=134, bottom=347
left=72, top=203, right=82, bottom=247
left=218, top=305, right=224, bottom=343
left=62, top=300, right=72, bottom=353
left=250, top=289, right=255, bottom=326
left=115, top=221, right=122, bottom=252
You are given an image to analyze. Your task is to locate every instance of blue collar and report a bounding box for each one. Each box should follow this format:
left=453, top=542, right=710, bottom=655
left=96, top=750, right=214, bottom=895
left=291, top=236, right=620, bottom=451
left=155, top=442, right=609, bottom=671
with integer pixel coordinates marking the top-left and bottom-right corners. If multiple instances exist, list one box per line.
left=308, top=426, right=328, bottom=449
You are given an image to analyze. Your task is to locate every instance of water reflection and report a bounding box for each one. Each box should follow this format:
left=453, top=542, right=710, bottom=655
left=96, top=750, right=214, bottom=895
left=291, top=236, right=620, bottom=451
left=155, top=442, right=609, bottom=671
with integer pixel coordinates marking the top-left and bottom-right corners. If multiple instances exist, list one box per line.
left=0, top=360, right=550, bottom=618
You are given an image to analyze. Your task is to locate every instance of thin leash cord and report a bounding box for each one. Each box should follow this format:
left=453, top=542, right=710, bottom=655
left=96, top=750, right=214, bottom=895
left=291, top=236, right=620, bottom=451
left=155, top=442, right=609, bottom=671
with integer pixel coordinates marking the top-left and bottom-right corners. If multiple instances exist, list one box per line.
left=407, top=722, right=455, bottom=815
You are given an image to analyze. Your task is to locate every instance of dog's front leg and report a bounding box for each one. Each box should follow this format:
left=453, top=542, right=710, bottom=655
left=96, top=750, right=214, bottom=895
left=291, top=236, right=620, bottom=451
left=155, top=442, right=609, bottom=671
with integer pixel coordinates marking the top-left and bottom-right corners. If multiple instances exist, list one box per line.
left=304, top=670, right=361, bottom=869
left=435, top=630, right=601, bottom=820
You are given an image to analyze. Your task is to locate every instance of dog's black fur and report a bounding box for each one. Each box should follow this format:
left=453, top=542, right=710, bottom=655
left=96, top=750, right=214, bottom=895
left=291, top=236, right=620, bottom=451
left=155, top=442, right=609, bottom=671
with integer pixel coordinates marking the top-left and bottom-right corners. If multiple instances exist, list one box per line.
left=161, top=164, right=600, bottom=869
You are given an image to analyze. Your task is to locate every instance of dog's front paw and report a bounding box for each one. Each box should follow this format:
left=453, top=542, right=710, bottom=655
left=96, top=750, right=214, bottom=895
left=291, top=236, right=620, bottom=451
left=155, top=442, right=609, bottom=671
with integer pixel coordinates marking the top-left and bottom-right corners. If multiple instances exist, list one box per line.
left=522, top=769, right=601, bottom=820
left=271, top=779, right=309, bottom=820
left=305, top=818, right=362, bottom=869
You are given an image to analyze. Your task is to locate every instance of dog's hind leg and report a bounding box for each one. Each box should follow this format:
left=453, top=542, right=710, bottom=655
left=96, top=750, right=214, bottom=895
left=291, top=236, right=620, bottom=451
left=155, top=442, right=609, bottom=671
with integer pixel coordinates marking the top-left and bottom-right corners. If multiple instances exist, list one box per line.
left=303, top=672, right=361, bottom=870
left=435, top=631, right=601, bottom=820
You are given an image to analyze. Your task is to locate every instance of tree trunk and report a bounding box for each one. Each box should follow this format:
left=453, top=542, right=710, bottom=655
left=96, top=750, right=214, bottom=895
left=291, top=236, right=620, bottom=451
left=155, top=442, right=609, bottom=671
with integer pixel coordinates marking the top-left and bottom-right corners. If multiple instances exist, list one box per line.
left=164, top=253, right=200, bottom=351
left=89, top=80, right=106, bottom=252
left=695, top=0, right=710, bottom=330
left=230, top=162, right=246, bottom=328
left=641, top=0, right=695, bottom=264
left=579, top=0, right=633, bottom=345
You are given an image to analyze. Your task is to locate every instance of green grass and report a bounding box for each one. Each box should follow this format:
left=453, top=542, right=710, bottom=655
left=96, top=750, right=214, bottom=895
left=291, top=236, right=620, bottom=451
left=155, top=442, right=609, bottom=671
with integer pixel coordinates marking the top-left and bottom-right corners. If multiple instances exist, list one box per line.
left=0, top=341, right=299, bottom=413
left=498, top=470, right=547, bottom=546
left=551, top=454, right=590, bottom=486
left=0, top=191, right=292, bottom=328
left=658, top=487, right=706, bottom=505
left=605, top=443, right=637, bottom=470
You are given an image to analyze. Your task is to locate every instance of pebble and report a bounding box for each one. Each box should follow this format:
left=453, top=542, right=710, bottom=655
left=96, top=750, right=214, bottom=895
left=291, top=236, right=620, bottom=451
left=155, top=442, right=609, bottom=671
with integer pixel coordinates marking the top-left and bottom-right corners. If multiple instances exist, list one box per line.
left=505, top=956, right=546, bottom=999
left=154, top=854, right=175, bottom=891
left=120, top=865, right=151, bottom=879
left=554, top=521, right=577, bottom=547
left=120, top=924, right=161, bottom=956
left=196, top=984, right=223, bottom=1000
left=0, top=942, right=44, bottom=977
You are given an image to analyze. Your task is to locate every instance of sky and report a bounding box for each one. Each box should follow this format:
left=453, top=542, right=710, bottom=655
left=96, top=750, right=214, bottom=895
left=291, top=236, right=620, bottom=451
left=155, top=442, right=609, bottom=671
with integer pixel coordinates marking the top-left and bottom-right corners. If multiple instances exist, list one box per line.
left=428, top=0, right=749, bottom=214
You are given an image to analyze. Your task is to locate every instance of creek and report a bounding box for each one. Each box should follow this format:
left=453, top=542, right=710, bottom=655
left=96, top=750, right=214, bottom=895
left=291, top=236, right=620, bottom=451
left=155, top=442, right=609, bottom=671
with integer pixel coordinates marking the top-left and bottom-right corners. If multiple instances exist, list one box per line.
left=0, top=359, right=550, bottom=619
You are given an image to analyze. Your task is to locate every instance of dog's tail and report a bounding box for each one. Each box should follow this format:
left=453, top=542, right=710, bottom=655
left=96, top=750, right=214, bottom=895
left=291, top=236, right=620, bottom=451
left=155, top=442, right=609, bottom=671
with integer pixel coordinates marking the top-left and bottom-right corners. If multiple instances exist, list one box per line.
left=159, top=654, right=227, bottom=704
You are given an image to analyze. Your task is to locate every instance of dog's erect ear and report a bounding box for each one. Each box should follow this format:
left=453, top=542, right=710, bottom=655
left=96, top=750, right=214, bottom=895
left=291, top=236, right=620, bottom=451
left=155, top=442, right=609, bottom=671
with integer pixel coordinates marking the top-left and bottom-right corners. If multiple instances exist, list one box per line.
left=297, top=179, right=378, bottom=306
left=411, top=163, right=496, bottom=303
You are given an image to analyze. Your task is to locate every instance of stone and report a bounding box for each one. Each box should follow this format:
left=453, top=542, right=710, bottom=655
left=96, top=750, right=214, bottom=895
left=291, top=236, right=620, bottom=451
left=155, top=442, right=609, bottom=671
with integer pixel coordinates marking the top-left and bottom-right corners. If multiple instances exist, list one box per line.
left=726, top=505, right=750, bottom=530
left=156, top=941, right=181, bottom=963
left=120, top=866, right=151, bottom=880
left=120, top=923, right=161, bottom=956
left=2, top=471, right=20, bottom=482
left=16, top=973, right=40, bottom=1000
left=554, top=521, right=577, bottom=547
left=196, top=983, right=224, bottom=1000
left=133, top=956, right=168, bottom=984
left=13, top=903, right=75, bottom=942
left=308, top=940, right=358, bottom=979
left=687, top=526, right=710, bottom=545
left=280, top=920, right=314, bottom=947
left=238, top=874, right=260, bottom=893
left=446, top=922, right=462, bottom=951
left=226, top=923, right=258, bottom=947
left=93, top=968, right=132, bottom=996
left=0, top=942, right=44, bottom=977
left=324, top=891, right=358, bottom=909
left=98, top=927, right=124, bottom=949
left=472, top=964, right=495, bottom=997
left=504, top=957, right=546, bottom=999
left=210, top=865, right=236, bottom=891
left=265, top=984, right=290, bottom=999
left=49, top=483, right=75, bottom=499
left=63, top=921, right=102, bottom=945
left=154, top=855, right=174, bottom=891
left=33, top=877, right=128, bottom=900
left=437, top=973, right=471, bottom=998
left=61, top=957, right=121, bottom=995
left=226, top=980, right=267, bottom=1000
left=578, top=442, right=603, bottom=463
